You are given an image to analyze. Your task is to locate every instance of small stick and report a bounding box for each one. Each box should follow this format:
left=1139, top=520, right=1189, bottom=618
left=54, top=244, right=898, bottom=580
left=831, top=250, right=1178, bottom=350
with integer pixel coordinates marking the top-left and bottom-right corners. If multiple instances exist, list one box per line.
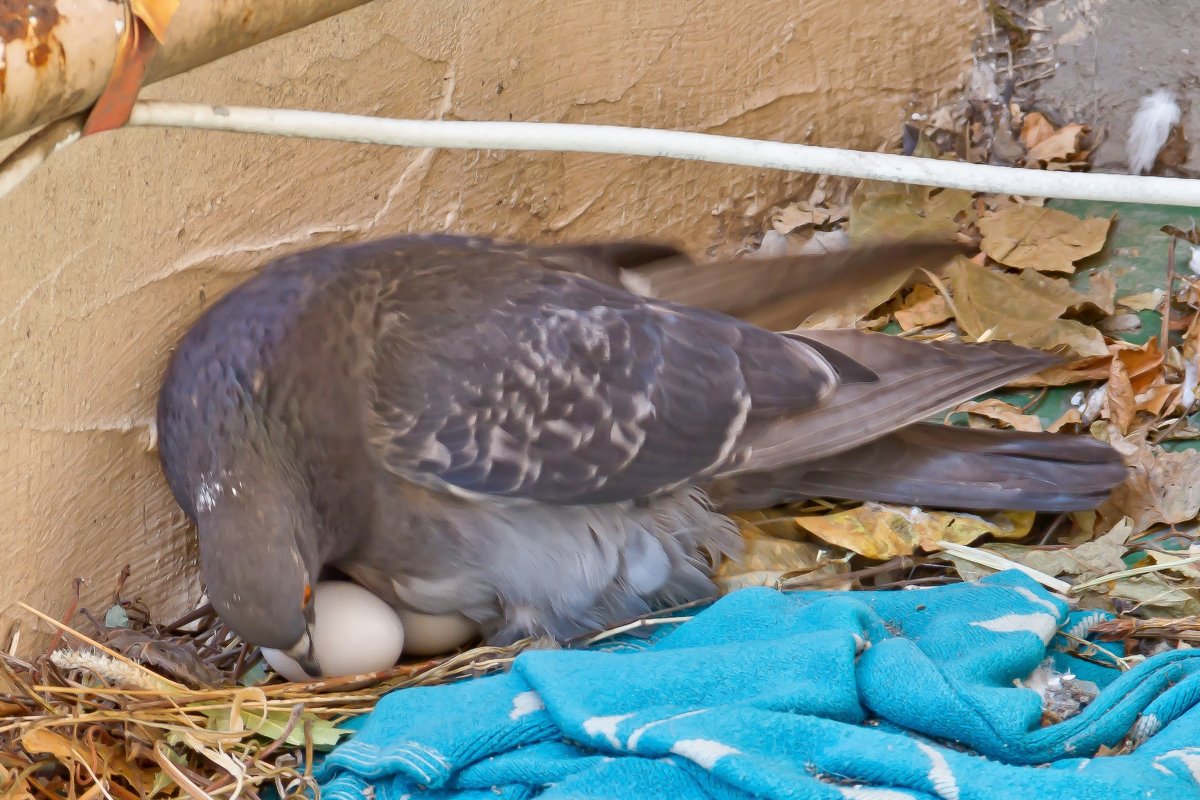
left=151, top=743, right=218, bottom=800
left=1038, top=512, right=1068, bottom=546
left=1091, top=615, right=1200, bottom=642
left=43, top=578, right=85, bottom=659
left=1162, top=236, right=1178, bottom=349
left=1015, top=69, right=1055, bottom=87
left=874, top=575, right=957, bottom=589
left=0, top=656, right=55, bottom=714
left=303, top=719, right=314, bottom=782
left=1070, top=553, right=1200, bottom=592
left=232, top=643, right=257, bottom=683
left=163, top=603, right=217, bottom=634
left=781, top=556, right=916, bottom=590
left=112, top=565, right=132, bottom=604
left=581, top=616, right=694, bottom=645
left=1020, top=386, right=1049, bottom=414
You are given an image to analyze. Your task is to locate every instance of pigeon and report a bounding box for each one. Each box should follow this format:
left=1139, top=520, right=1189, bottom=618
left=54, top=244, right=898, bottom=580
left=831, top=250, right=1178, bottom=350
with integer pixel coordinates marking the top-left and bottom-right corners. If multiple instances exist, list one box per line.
left=155, top=233, right=1128, bottom=675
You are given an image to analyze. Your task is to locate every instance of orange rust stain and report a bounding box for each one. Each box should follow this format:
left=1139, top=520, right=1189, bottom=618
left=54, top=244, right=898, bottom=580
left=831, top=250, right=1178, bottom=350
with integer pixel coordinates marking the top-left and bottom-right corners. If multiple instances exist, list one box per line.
left=26, top=40, right=48, bottom=66
left=0, top=1, right=62, bottom=70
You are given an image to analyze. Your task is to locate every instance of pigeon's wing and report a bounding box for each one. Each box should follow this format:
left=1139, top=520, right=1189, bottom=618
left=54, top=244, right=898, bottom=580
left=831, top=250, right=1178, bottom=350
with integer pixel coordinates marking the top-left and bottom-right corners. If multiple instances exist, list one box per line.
left=382, top=233, right=692, bottom=287
left=364, top=257, right=845, bottom=505
left=610, top=239, right=967, bottom=323
left=724, top=328, right=1062, bottom=473
left=389, top=232, right=966, bottom=325
left=359, top=237, right=1057, bottom=507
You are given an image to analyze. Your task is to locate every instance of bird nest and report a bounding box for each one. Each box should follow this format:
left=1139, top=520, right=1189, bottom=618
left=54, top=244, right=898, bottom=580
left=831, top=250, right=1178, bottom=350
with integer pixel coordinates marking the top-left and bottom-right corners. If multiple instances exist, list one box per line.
left=0, top=536, right=1189, bottom=798
left=0, top=573, right=528, bottom=800
left=0, top=569, right=720, bottom=800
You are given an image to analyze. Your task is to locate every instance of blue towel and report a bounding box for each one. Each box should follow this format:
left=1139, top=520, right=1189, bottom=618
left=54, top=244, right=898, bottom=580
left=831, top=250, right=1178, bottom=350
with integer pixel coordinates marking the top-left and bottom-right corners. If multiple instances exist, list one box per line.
left=315, top=572, right=1200, bottom=799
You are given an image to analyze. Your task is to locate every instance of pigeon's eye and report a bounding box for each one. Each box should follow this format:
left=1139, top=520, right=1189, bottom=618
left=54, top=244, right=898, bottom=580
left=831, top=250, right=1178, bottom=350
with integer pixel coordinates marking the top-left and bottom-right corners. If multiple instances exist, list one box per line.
left=302, top=584, right=313, bottom=609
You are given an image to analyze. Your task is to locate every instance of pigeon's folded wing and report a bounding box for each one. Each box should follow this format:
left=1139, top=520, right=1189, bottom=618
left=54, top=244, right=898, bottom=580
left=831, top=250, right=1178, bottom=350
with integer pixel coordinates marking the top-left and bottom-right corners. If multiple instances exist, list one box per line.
left=364, top=262, right=842, bottom=505
left=359, top=239, right=1069, bottom=508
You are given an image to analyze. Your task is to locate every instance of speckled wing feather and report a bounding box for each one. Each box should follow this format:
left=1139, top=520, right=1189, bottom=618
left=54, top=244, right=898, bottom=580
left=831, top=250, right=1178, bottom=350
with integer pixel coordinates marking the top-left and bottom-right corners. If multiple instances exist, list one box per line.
left=724, top=328, right=1065, bottom=473
left=363, top=244, right=843, bottom=505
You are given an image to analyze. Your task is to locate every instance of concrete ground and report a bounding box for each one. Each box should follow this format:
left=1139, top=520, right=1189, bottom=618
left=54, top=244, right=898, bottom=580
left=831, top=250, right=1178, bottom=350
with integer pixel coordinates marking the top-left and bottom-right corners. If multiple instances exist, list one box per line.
left=1031, top=0, right=1199, bottom=173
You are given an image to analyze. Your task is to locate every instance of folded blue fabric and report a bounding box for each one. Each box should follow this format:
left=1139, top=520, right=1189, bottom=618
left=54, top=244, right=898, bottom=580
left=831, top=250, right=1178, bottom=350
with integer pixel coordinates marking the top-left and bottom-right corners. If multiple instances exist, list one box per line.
left=315, top=571, right=1200, bottom=799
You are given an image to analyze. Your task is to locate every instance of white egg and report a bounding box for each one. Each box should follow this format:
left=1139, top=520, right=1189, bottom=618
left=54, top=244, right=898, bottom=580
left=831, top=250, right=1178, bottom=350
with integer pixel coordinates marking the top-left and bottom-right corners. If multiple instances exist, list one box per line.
left=261, top=580, right=405, bottom=681
left=398, top=609, right=479, bottom=656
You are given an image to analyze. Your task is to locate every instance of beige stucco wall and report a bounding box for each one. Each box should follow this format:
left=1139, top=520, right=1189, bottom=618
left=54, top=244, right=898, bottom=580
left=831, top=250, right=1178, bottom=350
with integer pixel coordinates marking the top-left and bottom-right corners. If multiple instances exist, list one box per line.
left=0, top=0, right=982, bottom=650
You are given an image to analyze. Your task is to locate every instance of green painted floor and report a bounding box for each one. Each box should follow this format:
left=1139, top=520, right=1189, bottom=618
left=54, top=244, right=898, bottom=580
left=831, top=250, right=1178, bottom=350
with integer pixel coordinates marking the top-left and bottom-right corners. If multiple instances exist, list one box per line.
left=966, top=198, right=1200, bottom=448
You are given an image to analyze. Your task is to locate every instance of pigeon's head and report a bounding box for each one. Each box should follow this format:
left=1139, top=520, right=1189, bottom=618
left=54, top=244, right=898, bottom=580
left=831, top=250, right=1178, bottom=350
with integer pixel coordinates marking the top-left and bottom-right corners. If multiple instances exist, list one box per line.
left=192, top=469, right=323, bottom=677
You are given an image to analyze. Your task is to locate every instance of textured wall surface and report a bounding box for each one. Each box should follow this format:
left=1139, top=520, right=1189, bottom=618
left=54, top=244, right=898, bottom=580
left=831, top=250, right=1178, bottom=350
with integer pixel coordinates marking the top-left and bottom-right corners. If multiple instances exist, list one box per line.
left=0, top=0, right=982, bottom=650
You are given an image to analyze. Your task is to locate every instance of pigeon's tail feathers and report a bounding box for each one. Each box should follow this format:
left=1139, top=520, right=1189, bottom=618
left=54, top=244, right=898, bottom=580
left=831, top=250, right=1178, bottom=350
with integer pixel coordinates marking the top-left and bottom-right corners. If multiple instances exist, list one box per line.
left=730, top=329, right=1062, bottom=472
left=708, top=422, right=1129, bottom=513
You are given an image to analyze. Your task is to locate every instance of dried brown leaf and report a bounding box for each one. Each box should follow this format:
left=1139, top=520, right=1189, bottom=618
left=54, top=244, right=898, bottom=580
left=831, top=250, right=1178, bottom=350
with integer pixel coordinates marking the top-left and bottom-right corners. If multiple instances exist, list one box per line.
left=771, top=203, right=847, bottom=234
left=716, top=523, right=846, bottom=591
left=979, top=206, right=1112, bottom=273
left=1078, top=574, right=1200, bottom=617
left=1011, top=355, right=1112, bottom=387
left=1019, top=112, right=1057, bottom=149
left=1077, top=271, right=1118, bottom=316
left=1103, top=356, right=1136, bottom=435
left=993, top=520, right=1131, bottom=578
left=1099, top=439, right=1200, bottom=532
left=894, top=283, right=954, bottom=331
left=794, top=503, right=1034, bottom=559
left=20, top=728, right=79, bottom=764
left=1048, top=408, right=1083, bottom=432
left=1122, top=339, right=1167, bottom=392
left=1117, top=289, right=1165, bottom=312
left=21, top=727, right=158, bottom=794
left=1137, top=382, right=1181, bottom=416
left=948, top=257, right=1109, bottom=357
left=954, top=399, right=1044, bottom=432
left=1026, top=123, right=1088, bottom=164
left=1183, top=307, right=1200, bottom=362
left=803, top=175, right=973, bottom=328
left=946, top=519, right=1131, bottom=587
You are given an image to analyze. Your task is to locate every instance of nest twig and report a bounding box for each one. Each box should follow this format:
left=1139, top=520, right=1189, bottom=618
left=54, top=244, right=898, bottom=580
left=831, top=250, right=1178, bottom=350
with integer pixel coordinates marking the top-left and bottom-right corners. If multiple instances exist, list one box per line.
left=0, top=583, right=534, bottom=800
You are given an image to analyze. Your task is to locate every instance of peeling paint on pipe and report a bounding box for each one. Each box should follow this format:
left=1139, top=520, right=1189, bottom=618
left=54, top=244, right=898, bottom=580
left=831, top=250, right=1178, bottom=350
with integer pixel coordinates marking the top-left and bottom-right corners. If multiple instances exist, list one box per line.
left=0, top=0, right=376, bottom=142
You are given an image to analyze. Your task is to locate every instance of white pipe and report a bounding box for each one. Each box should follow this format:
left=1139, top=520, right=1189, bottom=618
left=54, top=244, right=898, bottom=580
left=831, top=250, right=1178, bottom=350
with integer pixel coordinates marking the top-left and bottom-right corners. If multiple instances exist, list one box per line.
left=126, top=101, right=1200, bottom=207
left=0, top=115, right=84, bottom=201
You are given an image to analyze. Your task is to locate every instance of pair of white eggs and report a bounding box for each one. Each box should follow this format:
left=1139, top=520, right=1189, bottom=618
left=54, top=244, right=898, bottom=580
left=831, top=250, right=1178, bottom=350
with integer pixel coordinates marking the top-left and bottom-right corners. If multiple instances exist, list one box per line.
left=261, top=581, right=479, bottom=682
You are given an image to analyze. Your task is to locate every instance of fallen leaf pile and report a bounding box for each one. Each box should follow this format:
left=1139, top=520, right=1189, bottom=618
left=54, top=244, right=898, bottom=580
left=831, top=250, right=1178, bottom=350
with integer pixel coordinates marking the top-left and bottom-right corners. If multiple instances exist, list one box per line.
left=724, top=127, right=1200, bottom=657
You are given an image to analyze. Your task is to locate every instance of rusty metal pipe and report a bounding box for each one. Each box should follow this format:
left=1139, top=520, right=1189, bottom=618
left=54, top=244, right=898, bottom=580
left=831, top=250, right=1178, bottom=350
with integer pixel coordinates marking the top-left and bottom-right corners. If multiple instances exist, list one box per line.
left=0, top=0, right=376, bottom=143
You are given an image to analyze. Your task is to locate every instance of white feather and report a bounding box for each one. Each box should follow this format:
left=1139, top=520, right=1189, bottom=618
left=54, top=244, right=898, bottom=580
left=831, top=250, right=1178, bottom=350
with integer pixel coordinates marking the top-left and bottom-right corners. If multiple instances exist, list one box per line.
left=1126, top=89, right=1181, bottom=174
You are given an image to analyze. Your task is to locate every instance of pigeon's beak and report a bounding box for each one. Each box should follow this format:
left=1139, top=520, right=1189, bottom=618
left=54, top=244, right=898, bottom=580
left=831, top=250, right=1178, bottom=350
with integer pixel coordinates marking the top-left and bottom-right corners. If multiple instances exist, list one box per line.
left=296, top=652, right=322, bottom=678
left=285, top=629, right=321, bottom=678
